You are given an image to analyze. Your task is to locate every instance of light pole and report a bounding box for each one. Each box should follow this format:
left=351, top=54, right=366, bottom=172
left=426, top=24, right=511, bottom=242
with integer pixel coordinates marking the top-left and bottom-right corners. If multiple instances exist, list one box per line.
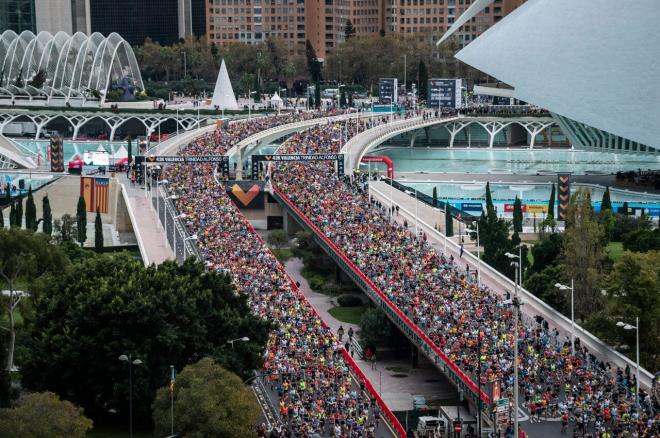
left=227, top=336, right=250, bottom=349
left=617, top=318, right=640, bottom=407
left=504, top=253, right=522, bottom=438
left=119, top=354, right=142, bottom=438
left=555, top=280, right=575, bottom=355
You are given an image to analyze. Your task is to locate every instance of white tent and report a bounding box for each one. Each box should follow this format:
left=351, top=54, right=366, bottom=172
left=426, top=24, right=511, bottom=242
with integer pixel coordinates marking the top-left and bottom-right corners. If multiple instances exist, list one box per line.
left=211, top=59, right=239, bottom=110
left=270, top=92, right=283, bottom=109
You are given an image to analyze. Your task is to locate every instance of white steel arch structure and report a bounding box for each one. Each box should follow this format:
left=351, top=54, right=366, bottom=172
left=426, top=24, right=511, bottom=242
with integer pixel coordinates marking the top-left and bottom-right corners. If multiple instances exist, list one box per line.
left=0, top=31, right=144, bottom=104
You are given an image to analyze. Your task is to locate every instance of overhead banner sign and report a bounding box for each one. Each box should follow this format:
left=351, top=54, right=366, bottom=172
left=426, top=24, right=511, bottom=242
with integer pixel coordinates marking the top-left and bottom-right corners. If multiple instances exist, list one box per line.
left=428, top=78, right=462, bottom=109
left=378, top=78, right=398, bottom=105
left=225, top=180, right=264, bottom=209
left=251, top=154, right=344, bottom=180
left=557, top=173, right=571, bottom=220
left=50, top=138, right=64, bottom=172
left=137, top=155, right=230, bottom=179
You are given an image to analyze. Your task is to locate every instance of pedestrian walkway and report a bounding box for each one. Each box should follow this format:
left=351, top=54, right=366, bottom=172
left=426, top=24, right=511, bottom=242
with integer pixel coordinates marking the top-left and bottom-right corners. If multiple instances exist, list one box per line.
left=117, top=173, right=173, bottom=266
left=285, top=257, right=456, bottom=412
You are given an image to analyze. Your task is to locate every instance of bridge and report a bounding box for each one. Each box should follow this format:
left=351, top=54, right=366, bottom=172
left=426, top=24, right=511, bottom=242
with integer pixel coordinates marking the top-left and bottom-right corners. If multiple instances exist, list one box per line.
left=0, top=108, right=208, bottom=141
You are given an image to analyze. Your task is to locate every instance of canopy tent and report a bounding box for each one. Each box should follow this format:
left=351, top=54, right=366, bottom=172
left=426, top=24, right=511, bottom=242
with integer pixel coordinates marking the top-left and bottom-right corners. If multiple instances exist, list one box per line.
left=270, top=92, right=283, bottom=108
left=211, top=59, right=239, bottom=110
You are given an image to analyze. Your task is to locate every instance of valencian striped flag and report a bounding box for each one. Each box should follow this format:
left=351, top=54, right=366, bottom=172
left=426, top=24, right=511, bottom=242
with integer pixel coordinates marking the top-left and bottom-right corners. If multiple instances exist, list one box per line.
left=94, top=178, right=110, bottom=214
left=80, top=177, right=95, bottom=211
left=168, top=366, right=176, bottom=393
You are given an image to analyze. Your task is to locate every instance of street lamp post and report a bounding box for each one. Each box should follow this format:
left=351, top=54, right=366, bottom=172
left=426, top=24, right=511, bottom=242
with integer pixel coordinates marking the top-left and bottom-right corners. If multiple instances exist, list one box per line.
left=505, top=252, right=522, bottom=438
left=227, top=336, right=250, bottom=349
left=555, top=279, right=575, bottom=355
left=617, top=318, right=640, bottom=407
left=119, top=354, right=143, bottom=438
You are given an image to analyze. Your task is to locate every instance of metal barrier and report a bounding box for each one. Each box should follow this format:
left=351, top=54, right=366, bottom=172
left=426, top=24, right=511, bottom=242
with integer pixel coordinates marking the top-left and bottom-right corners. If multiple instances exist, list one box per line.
left=272, top=186, right=494, bottom=420
left=149, top=182, right=200, bottom=265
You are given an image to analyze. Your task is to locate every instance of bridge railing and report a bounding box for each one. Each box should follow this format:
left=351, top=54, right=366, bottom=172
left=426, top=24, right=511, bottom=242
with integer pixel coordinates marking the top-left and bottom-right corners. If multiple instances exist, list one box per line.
left=233, top=195, right=407, bottom=438
left=272, top=186, right=494, bottom=418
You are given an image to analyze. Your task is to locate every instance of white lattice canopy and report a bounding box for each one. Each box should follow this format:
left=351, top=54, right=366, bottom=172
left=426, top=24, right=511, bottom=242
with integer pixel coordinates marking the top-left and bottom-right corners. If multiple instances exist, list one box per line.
left=0, top=30, right=144, bottom=102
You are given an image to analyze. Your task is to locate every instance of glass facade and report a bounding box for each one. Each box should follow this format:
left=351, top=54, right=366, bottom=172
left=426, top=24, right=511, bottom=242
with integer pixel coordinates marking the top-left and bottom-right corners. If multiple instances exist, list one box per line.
left=0, top=0, right=36, bottom=33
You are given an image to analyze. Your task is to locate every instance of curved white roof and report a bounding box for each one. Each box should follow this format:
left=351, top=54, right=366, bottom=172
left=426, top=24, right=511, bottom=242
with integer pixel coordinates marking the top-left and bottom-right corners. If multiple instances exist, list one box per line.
left=0, top=31, right=144, bottom=102
left=456, top=0, right=660, bottom=149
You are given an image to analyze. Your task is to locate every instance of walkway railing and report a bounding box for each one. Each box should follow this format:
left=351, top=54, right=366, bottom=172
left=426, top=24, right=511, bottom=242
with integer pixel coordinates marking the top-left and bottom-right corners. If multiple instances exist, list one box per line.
left=272, top=186, right=494, bottom=419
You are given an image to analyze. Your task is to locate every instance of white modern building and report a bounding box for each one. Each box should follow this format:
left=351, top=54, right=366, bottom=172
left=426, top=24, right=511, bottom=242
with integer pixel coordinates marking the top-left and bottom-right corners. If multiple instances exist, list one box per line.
left=0, top=30, right=143, bottom=106
left=445, top=0, right=660, bottom=154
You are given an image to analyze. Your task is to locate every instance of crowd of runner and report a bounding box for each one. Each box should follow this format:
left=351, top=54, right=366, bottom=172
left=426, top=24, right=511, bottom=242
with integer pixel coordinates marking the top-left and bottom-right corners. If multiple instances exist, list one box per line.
left=162, top=114, right=397, bottom=438
left=271, top=123, right=658, bottom=438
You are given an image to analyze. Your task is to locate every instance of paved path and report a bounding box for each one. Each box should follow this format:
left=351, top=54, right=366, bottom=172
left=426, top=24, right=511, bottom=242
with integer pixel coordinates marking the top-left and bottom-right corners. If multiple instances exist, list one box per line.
left=285, top=257, right=456, bottom=412
left=118, top=173, right=173, bottom=266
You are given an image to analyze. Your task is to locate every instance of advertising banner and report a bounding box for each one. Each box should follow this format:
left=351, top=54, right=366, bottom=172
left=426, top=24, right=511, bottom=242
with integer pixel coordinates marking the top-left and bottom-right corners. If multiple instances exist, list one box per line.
left=251, top=154, right=344, bottom=180
left=428, top=78, right=462, bottom=108
left=378, top=78, right=398, bottom=104
left=526, top=204, right=548, bottom=213
left=225, top=180, right=264, bottom=209
left=50, top=138, right=64, bottom=172
left=461, top=202, right=483, bottom=212
left=557, top=173, right=571, bottom=220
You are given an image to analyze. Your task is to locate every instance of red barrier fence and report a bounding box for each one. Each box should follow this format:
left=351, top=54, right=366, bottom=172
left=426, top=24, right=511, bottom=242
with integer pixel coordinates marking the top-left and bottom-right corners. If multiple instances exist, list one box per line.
left=239, top=200, right=407, bottom=438
left=273, top=186, right=491, bottom=409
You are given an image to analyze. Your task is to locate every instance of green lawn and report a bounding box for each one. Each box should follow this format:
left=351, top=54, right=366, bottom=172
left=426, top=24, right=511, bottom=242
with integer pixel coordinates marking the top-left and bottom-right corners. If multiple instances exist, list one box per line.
left=606, top=241, right=624, bottom=263
left=328, top=306, right=365, bottom=325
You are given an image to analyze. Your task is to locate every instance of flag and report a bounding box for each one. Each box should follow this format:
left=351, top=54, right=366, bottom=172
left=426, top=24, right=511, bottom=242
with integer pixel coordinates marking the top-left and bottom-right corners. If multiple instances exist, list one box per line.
left=168, top=366, right=176, bottom=393
left=94, top=178, right=109, bottom=213
left=80, top=177, right=95, bottom=211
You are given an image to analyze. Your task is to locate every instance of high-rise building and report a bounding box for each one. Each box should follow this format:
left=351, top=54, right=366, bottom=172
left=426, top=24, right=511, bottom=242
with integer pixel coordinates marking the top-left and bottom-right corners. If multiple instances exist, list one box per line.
left=0, top=0, right=36, bottom=33
left=205, top=0, right=524, bottom=58
left=34, top=0, right=90, bottom=35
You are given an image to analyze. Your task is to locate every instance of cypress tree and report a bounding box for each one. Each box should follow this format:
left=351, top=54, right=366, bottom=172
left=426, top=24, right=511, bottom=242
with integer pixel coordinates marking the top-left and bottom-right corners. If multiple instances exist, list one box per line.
left=445, top=207, right=454, bottom=237
left=314, top=80, right=321, bottom=109
left=339, top=87, right=347, bottom=108
left=76, top=196, right=87, bottom=246
left=621, top=201, right=629, bottom=216
left=601, top=186, right=612, bottom=212
left=418, top=60, right=428, bottom=102
left=127, top=135, right=132, bottom=165
left=15, top=198, right=22, bottom=228
left=485, top=182, right=496, bottom=219
left=25, top=186, right=37, bottom=231
left=513, top=196, right=523, bottom=233
left=547, top=184, right=556, bottom=219
left=95, top=209, right=104, bottom=251
left=432, top=187, right=438, bottom=207
left=42, top=195, right=52, bottom=235
left=0, top=206, right=3, bottom=229
left=9, top=202, right=15, bottom=227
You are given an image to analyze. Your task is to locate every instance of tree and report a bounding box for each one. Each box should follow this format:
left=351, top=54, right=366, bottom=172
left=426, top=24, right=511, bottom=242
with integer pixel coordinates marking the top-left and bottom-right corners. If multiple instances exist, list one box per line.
left=445, top=208, right=453, bottom=237
left=94, top=210, right=103, bottom=251
left=418, top=60, right=428, bottom=102
left=20, top=255, right=269, bottom=424
left=267, top=229, right=288, bottom=249
left=0, top=392, right=92, bottom=437
left=8, top=203, right=15, bottom=228
left=76, top=196, right=86, bottom=246
left=27, top=69, right=46, bottom=89
left=547, top=184, right=556, bottom=219
left=0, top=229, right=68, bottom=371
left=127, top=135, right=132, bottom=165
left=620, top=201, right=629, bottom=216
left=0, top=207, right=3, bottom=229
left=484, top=182, right=496, bottom=219
left=0, top=339, right=10, bottom=407
left=622, top=228, right=660, bottom=252
left=305, top=40, right=322, bottom=82
left=432, top=186, right=438, bottom=207
left=599, top=208, right=615, bottom=244
left=561, top=189, right=606, bottom=320
left=344, top=19, right=356, bottom=40
left=152, top=358, right=259, bottom=438
left=283, top=61, right=296, bottom=94
left=601, top=186, right=612, bottom=212
left=55, top=214, right=75, bottom=242
left=359, top=308, right=393, bottom=352
left=314, top=80, right=321, bottom=109
left=512, top=196, right=523, bottom=233
left=612, top=214, right=650, bottom=241
left=339, top=87, right=347, bottom=108
left=42, top=195, right=52, bottom=235
left=529, top=233, right=562, bottom=274
left=605, top=251, right=660, bottom=369
left=25, top=186, right=37, bottom=231
left=15, top=199, right=22, bottom=228
left=252, top=73, right=261, bottom=103
left=524, top=265, right=566, bottom=313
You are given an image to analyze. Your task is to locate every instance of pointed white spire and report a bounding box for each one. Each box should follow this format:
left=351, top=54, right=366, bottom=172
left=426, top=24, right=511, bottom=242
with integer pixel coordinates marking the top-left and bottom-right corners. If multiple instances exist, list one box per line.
left=211, top=59, right=239, bottom=110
